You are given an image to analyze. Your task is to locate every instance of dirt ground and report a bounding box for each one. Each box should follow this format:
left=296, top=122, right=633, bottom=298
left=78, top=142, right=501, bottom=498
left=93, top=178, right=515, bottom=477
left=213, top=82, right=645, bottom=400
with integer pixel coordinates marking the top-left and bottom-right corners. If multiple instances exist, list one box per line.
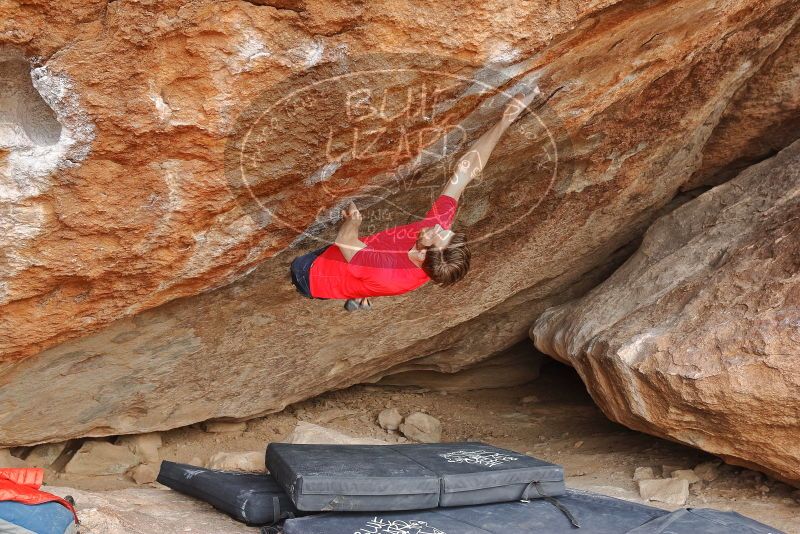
left=50, top=360, right=800, bottom=533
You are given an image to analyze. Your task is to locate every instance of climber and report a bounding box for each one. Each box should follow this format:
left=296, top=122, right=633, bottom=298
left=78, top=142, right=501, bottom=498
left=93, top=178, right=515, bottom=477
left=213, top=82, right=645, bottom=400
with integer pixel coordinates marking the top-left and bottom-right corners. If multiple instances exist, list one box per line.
left=289, top=89, right=539, bottom=311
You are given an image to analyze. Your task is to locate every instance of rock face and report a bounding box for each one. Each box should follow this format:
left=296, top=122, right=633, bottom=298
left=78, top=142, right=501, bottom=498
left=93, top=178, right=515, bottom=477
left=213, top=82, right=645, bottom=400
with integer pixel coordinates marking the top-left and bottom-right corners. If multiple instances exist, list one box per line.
left=532, top=141, right=800, bottom=483
left=48, top=486, right=255, bottom=534
left=1, top=0, right=799, bottom=445
left=64, top=441, right=140, bottom=476
left=25, top=442, right=68, bottom=468
left=0, top=449, right=27, bottom=468
left=684, top=23, right=800, bottom=189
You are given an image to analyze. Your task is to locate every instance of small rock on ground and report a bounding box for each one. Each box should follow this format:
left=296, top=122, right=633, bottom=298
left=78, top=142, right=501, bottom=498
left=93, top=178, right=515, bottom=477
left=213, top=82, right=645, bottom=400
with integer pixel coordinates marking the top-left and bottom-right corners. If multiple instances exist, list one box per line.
left=633, top=467, right=655, bottom=481
left=693, top=460, right=722, bottom=482
left=129, top=463, right=159, bottom=485
left=661, top=464, right=682, bottom=477
left=671, top=469, right=700, bottom=485
left=284, top=422, right=387, bottom=445
left=399, top=412, right=442, bottom=443
left=205, top=451, right=264, bottom=472
left=378, top=408, right=403, bottom=431
left=638, top=478, right=689, bottom=505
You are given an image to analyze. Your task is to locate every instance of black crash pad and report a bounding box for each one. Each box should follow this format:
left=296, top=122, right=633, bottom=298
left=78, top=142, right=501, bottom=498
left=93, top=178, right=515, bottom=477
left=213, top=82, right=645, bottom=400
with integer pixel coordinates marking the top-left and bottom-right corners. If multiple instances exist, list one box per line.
left=156, top=461, right=298, bottom=525
left=266, top=442, right=565, bottom=512
left=281, top=488, right=668, bottom=533
left=625, top=507, right=785, bottom=534
left=281, top=489, right=787, bottom=534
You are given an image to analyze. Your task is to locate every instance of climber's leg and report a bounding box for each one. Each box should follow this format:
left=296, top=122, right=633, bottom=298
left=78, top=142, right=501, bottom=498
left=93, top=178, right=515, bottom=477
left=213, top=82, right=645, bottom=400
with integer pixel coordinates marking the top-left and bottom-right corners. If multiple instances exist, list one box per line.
left=290, top=246, right=329, bottom=299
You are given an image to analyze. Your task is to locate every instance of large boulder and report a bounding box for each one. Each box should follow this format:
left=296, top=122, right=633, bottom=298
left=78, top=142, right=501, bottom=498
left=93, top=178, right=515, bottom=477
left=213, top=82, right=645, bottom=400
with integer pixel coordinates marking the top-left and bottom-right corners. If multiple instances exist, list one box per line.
left=532, top=140, right=800, bottom=484
left=1, top=0, right=798, bottom=445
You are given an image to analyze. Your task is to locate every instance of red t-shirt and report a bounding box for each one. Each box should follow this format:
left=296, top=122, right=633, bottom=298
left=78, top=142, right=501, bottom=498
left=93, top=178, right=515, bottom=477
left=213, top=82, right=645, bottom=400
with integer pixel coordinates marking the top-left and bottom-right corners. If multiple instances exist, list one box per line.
left=309, top=194, right=458, bottom=299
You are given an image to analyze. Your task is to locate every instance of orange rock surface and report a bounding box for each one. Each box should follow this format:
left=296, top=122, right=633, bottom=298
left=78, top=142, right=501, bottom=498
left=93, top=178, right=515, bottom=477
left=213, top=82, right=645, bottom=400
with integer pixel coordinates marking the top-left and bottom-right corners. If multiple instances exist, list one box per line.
left=0, top=1, right=797, bottom=446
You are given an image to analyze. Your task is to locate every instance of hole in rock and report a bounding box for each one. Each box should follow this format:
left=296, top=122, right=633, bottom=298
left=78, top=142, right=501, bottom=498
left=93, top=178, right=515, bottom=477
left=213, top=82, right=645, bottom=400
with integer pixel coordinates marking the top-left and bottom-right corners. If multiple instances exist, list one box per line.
left=0, top=48, right=62, bottom=148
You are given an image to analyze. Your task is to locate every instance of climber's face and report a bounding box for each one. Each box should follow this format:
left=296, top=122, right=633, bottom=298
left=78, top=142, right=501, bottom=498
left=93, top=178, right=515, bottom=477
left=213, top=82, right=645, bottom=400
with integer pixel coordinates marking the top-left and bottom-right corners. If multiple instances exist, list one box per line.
left=417, top=224, right=455, bottom=251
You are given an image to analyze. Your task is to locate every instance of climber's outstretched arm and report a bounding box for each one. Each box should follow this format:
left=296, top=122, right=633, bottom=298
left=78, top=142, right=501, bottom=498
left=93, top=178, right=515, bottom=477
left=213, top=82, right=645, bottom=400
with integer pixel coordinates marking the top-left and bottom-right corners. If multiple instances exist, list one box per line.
left=442, top=90, right=539, bottom=202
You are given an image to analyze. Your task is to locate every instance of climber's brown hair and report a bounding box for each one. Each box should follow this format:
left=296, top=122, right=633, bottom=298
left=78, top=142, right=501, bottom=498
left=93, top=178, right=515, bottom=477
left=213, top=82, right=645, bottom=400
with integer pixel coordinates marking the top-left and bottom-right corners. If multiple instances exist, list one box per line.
left=422, top=232, right=471, bottom=286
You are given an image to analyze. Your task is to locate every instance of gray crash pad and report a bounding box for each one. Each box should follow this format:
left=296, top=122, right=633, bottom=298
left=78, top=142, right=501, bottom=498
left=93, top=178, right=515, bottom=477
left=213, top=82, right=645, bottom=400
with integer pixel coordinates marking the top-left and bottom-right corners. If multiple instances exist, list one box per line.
left=266, top=442, right=565, bottom=512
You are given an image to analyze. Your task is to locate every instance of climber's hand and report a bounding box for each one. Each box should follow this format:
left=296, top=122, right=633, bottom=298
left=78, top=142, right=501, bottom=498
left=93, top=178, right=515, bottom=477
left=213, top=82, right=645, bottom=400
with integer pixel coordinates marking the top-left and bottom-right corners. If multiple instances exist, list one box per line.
left=502, top=88, right=540, bottom=124
left=341, top=201, right=362, bottom=225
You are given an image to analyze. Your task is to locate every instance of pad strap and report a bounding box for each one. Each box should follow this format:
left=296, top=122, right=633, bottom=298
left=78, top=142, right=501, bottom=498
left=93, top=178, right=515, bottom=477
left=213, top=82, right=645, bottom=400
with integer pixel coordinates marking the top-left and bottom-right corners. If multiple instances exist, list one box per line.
left=273, top=496, right=281, bottom=523
left=522, top=480, right=581, bottom=528
left=258, top=496, right=294, bottom=533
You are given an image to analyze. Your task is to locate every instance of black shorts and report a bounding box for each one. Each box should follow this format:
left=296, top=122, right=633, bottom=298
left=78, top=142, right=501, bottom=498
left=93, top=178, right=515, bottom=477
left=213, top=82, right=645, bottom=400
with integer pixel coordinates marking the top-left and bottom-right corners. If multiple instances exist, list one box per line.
left=289, top=245, right=330, bottom=299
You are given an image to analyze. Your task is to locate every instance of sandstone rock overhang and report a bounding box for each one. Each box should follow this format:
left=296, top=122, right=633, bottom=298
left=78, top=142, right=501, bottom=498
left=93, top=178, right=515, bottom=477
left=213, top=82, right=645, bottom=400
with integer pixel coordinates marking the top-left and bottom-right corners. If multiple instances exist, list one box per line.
left=0, top=0, right=798, bottom=447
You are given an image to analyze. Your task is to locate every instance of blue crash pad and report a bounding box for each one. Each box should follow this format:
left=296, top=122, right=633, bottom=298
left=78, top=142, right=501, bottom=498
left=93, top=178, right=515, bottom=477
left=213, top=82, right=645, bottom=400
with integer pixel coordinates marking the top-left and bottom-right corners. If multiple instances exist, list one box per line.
left=0, top=501, right=75, bottom=534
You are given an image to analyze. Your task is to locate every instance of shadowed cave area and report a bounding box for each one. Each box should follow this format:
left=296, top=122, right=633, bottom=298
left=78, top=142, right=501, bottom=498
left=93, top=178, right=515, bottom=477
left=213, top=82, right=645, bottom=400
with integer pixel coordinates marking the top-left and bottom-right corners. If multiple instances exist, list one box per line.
left=0, top=48, right=62, bottom=149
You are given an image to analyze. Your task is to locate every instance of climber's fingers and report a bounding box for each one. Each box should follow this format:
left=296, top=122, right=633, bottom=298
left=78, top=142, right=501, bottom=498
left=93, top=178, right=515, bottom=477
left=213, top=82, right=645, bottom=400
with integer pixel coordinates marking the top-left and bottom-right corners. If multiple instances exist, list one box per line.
left=503, top=88, right=540, bottom=122
left=347, top=202, right=362, bottom=221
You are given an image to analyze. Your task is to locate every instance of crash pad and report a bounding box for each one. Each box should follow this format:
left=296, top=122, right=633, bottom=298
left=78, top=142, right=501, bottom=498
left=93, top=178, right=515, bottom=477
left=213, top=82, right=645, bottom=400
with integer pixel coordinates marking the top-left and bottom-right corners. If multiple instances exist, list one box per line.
left=266, top=442, right=564, bottom=512
left=281, top=489, right=667, bottom=533
left=625, top=507, right=785, bottom=534
left=156, top=461, right=298, bottom=525
left=0, top=501, right=76, bottom=534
